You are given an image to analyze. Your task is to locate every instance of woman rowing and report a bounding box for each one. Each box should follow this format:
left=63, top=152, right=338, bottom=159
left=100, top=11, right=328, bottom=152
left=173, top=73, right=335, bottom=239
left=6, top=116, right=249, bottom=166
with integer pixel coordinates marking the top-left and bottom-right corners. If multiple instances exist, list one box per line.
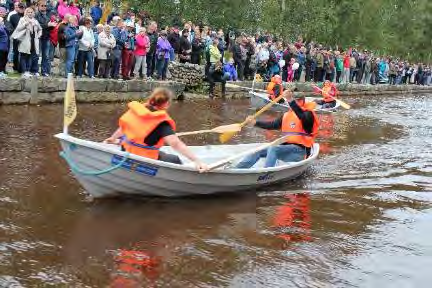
left=104, top=88, right=208, bottom=172
left=312, top=80, right=338, bottom=108
left=236, top=90, right=319, bottom=168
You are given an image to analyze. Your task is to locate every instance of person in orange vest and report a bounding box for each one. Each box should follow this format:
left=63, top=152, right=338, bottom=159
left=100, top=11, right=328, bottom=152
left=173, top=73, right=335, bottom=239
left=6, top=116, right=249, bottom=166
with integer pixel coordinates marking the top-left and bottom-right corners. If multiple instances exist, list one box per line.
left=104, top=87, right=208, bottom=172
left=236, top=90, right=319, bottom=168
left=313, top=80, right=338, bottom=108
left=267, top=75, right=284, bottom=103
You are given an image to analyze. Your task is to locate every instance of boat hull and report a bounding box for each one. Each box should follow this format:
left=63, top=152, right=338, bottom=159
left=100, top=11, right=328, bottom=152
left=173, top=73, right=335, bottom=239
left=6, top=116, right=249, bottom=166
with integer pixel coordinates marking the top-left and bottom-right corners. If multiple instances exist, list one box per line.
left=56, top=133, right=319, bottom=198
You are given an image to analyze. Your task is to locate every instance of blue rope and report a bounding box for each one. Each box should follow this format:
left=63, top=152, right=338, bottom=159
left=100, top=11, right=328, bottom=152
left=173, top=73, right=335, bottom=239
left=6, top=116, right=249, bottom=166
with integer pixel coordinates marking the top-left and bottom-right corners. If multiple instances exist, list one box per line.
left=60, top=150, right=130, bottom=176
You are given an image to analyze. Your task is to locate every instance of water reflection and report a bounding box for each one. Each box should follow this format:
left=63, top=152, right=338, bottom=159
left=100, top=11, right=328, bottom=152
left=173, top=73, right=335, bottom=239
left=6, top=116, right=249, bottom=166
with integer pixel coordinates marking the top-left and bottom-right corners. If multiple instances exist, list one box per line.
left=272, top=192, right=312, bottom=244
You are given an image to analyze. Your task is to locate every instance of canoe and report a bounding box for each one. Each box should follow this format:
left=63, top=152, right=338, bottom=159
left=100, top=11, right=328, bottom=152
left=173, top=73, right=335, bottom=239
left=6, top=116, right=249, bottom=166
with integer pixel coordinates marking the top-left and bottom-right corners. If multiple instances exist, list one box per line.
left=249, top=91, right=341, bottom=113
left=55, top=133, right=319, bottom=198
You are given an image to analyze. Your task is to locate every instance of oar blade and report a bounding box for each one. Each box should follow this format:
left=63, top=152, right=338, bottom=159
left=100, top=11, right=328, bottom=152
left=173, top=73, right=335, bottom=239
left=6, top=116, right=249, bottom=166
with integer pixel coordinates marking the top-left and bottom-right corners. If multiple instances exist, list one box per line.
left=213, top=123, right=242, bottom=133
left=219, top=131, right=237, bottom=143
left=337, top=99, right=351, bottom=109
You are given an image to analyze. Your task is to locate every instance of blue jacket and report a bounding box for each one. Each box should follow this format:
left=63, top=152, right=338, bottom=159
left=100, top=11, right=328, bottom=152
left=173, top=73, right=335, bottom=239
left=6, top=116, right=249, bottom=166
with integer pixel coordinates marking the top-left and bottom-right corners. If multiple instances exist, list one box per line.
left=223, top=63, right=238, bottom=81
left=112, top=27, right=127, bottom=50
left=90, top=5, right=103, bottom=24
left=64, top=25, right=82, bottom=48
left=0, top=25, right=8, bottom=51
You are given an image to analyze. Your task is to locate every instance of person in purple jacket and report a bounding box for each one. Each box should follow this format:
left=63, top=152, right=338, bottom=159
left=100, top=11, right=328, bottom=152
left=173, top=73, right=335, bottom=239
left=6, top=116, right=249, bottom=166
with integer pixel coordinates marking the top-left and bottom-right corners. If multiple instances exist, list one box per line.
left=156, top=30, right=172, bottom=80
left=223, top=58, right=238, bottom=81
left=0, top=15, right=8, bottom=78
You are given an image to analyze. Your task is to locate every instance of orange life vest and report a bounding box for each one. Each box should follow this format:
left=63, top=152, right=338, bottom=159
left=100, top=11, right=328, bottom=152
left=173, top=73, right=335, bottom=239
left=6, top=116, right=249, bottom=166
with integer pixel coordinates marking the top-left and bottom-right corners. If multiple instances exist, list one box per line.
left=281, top=102, right=319, bottom=148
left=267, top=82, right=284, bottom=100
left=119, top=101, right=176, bottom=159
left=321, top=84, right=338, bottom=103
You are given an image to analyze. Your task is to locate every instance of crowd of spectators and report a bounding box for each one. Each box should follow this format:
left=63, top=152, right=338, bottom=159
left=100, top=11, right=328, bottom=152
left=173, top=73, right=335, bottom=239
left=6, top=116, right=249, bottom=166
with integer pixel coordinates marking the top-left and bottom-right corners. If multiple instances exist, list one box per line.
left=0, top=0, right=430, bottom=91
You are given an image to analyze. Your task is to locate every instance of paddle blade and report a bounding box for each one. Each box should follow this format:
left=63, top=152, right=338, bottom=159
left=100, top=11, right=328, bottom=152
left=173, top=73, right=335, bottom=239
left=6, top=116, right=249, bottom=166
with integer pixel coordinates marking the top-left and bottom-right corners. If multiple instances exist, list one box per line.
left=213, top=123, right=242, bottom=133
left=337, top=99, right=351, bottom=109
left=219, top=131, right=237, bottom=143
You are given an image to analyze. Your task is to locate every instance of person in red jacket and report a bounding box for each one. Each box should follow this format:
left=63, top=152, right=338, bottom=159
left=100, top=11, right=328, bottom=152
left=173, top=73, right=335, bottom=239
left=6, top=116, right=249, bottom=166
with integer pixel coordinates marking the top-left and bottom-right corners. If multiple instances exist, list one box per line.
left=342, top=48, right=351, bottom=83
left=133, top=27, right=149, bottom=79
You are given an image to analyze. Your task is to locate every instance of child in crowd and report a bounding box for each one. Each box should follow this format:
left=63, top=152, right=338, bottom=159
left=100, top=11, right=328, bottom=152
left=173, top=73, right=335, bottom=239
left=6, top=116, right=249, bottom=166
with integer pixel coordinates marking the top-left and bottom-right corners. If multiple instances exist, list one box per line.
left=223, top=58, right=237, bottom=81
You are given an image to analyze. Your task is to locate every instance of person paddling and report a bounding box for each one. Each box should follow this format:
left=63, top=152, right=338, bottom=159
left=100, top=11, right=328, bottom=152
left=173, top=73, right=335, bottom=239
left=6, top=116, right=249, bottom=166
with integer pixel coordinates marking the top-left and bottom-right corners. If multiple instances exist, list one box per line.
left=236, top=90, right=319, bottom=168
left=104, top=88, right=208, bottom=172
left=267, top=75, right=284, bottom=104
left=313, top=80, right=338, bottom=108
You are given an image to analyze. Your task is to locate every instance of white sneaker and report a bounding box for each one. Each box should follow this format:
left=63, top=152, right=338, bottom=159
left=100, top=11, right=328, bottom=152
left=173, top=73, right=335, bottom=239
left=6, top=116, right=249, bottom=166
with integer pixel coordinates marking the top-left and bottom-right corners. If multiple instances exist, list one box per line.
left=21, top=72, right=31, bottom=79
left=33, top=73, right=40, bottom=77
left=0, top=72, right=6, bottom=79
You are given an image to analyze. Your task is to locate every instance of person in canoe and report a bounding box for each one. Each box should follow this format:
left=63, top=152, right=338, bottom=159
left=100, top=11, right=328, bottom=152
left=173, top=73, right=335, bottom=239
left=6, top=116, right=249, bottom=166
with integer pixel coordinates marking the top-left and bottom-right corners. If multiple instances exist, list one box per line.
left=236, top=90, right=319, bottom=168
left=267, top=75, right=285, bottom=104
left=312, top=80, right=338, bottom=108
left=104, top=88, right=208, bottom=172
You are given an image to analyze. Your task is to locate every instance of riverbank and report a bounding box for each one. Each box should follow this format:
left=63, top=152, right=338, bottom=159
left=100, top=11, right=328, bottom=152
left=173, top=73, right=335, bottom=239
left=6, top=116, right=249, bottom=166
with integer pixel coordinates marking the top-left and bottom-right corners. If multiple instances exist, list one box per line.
left=0, top=77, right=431, bottom=105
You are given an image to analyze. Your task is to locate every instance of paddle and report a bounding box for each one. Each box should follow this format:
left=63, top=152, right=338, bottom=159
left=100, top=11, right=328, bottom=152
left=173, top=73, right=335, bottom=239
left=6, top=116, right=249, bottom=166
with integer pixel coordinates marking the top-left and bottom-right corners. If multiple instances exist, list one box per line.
left=311, top=85, right=351, bottom=109
left=225, top=82, right=268, bottom=93
left=176, top=124, right=242, bottom=137
left=207, top=135, right=288, bottom=171
left=219, top=91, right=288, bottom=143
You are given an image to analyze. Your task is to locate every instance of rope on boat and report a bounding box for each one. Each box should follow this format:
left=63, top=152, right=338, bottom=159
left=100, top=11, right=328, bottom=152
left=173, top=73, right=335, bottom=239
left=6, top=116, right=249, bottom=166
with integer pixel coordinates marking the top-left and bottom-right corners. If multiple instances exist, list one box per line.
left=60, top=151, right=130, bottom=176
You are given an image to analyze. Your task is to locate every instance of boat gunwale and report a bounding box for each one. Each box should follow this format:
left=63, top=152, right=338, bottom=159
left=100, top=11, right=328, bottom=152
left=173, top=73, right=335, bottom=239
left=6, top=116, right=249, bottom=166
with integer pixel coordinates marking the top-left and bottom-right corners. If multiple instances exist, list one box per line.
left=55, top=133, right=319, bottom=175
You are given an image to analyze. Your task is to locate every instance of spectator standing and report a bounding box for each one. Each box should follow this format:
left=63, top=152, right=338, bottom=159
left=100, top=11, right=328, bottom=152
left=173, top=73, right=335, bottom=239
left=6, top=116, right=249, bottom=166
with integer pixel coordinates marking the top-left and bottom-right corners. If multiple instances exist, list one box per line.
left=121, top=22, right=135, bottom=80
left=36, top=0, right=55, bottom=76
left=90, top=0, right=102, bottom=25
left=155, top=30, right=171, bottom=80
left=97, top=25, right=115, bottom=78
left=0, top=15, right=8, bottom=78
left=11, top=7, right=41, bottom=78
left=8, top=2, right=24, bottom=73
left=58, top=0, right=80, bottom=21
left=208, top=37, right=225, bottom=98
left=77, top=18, right=95, bottom=78
left=335, top=51, right=343, bottom=83
left=178, top=29, right=191, bottom=63
left=315, top=49, right=324, bottom=82
left=190, top=30, right=204, bottom=65
left=111, top=19, right=125, bottom=79
left=342, top=50, right=350, bottom=83
left=93, top=23, right=103, bottom=74
left=167, top=26, right=180, bottom=58
left=57, top=14, right=70, bottom=76
left=146, top=21, right=157, bottom=78
left=63, top=15, right=82, bottom=77
left=132, top=27, right=149, bottom=79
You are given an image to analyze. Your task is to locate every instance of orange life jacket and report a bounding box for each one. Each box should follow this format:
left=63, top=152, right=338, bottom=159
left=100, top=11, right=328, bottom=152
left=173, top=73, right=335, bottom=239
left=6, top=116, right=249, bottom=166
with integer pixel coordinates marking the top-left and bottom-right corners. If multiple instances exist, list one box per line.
left=267, top=82, right=284, bottom=100
left=281, top=102, right=319, bottom=148
left=119, top=101, right=176, bottom=159
left=321, top=85, right=334, bottom=102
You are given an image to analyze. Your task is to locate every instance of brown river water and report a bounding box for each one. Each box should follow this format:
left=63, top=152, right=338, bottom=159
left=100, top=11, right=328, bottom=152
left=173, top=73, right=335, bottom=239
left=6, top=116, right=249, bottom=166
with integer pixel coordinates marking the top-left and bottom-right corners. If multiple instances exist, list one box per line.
left=0, top=94, right=431, bottom=287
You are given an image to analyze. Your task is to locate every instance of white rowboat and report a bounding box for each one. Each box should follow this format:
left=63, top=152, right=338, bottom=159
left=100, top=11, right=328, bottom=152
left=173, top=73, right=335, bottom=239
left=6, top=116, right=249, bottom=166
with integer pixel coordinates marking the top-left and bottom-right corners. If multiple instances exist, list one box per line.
left=249, top=91, right=341, bottom=113
left=56, top=133, right=319, bottom=198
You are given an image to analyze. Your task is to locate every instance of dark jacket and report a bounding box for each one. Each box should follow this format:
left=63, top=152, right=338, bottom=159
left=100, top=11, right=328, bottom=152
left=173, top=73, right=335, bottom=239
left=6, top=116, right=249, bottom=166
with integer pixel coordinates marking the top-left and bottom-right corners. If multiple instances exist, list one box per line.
left=167, top=32, right=180, bottom=53
left=35, top=11, right=54, bottom=40
left=147, top=31, right=158, bottom=55
left=57, top=21, right=68, bottom=48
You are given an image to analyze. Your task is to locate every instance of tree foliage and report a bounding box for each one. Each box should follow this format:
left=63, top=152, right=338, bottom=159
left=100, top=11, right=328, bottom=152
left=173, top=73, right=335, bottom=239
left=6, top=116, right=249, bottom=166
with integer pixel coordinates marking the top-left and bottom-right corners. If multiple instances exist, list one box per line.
left=124, top=0, right=431, bottom=62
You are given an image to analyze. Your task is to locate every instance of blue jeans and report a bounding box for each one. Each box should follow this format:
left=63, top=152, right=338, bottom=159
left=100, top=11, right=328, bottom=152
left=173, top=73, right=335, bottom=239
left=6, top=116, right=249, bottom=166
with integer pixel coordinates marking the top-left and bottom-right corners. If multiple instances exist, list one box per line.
left=20, top=52, right=39, bottom=73
left=236, top=144, right=307, bottom=169
left=110, top=49, right=121, bottom=78
left=77, top=50, right=94, bottom=77
left=65, top=46, right=76, bottom=77
left=156, top=58, right=169, bottom=80
left=40, top=38, right=51, bottom=75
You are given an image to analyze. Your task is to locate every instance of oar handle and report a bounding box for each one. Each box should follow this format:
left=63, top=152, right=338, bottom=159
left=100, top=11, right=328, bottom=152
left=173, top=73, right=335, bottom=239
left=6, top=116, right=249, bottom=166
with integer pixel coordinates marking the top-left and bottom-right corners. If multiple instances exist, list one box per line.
left=208, top=136, right=288, bottom=171
left=176, top=129, right=214, bottom=136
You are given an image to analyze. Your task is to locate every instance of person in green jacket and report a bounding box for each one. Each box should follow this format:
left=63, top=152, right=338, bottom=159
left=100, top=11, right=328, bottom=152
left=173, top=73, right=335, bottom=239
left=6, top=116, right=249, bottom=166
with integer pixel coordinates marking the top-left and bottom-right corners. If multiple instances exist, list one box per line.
left=335, top=51, right=343, bottom=83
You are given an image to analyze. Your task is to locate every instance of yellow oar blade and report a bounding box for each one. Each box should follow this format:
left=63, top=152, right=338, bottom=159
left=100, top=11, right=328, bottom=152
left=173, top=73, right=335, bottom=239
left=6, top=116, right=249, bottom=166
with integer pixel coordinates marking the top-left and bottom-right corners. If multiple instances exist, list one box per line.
left=212, top=123, right=242, bottom=133
left=336, top=99, right=351, bottom=109
left=219, top=131, right=238, bottom=143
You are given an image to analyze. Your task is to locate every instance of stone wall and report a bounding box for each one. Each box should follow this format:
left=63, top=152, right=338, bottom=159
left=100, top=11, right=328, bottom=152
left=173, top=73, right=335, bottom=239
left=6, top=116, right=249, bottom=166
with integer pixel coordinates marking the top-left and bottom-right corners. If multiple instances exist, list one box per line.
left=168, top=62, right=205, bottom=87
left=0, top=78, right=185, bottom=105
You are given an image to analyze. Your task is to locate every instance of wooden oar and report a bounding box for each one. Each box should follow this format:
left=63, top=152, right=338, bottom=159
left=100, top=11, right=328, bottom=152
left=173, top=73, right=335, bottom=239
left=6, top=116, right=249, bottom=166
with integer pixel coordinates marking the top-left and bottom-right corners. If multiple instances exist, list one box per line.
left=208, top=135, right=288, bottom=171
left=219, top=92, right=287, bottom=143
left=312, top=85, right=351, bottom=109
left=225, top=82, right=267, bottom=93
left=176, top=124, right=242, bottom=137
